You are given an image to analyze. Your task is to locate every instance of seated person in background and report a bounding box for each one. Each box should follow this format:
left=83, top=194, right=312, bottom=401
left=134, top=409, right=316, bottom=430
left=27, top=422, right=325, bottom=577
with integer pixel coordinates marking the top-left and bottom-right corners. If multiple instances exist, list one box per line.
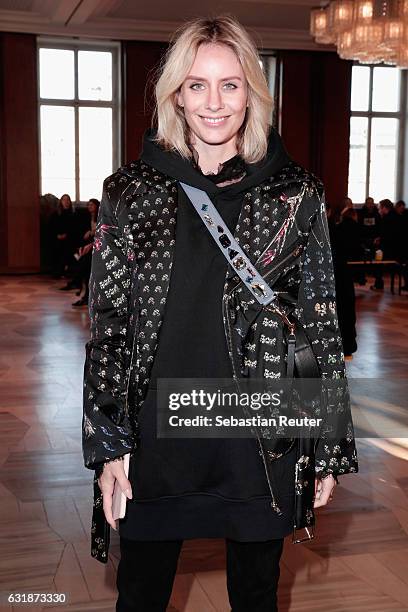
left=341, top=196, right=353, bottom=211
left=72, top=198, right=100, bottom=307
left=339, top=207, right=364, bottom=261
left=377, top=199, right=399, bottom=259
left=49, top=194, right=79, bottom=279
left=371, top=199, right=399, bottom=291
left=395, top=199, right=407, bottom=216
left=331, top=196, right=353, bottom=224
left=357, top=196, right=381, bottom=260
left=338, top=207, right=366, bottom=285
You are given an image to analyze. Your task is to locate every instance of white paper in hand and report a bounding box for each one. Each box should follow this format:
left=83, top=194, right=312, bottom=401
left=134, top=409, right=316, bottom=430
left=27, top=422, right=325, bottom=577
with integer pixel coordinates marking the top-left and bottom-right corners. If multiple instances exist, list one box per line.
left=112, top=453, right=131, bottom=521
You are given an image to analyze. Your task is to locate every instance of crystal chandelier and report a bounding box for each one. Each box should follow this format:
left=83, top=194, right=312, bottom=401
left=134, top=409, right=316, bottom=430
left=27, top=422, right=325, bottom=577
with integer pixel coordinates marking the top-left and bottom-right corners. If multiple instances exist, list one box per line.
left=310, top=0, right=408, bottom=67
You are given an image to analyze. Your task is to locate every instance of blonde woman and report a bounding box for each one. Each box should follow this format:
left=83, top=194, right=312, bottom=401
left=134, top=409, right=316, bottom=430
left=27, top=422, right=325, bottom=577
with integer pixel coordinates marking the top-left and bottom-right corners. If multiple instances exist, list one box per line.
left=82, top=16, right=358, bottom=611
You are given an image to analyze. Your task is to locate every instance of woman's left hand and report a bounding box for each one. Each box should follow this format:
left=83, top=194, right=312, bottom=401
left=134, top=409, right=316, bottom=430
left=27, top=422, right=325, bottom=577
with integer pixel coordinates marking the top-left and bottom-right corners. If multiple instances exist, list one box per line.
left=314, top=474, right=336, bottom=507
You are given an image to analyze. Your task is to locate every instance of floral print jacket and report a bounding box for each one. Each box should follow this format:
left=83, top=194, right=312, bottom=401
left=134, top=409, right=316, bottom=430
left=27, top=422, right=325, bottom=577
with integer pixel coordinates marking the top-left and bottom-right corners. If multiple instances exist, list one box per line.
left=82, top=158, right=359, bottom=563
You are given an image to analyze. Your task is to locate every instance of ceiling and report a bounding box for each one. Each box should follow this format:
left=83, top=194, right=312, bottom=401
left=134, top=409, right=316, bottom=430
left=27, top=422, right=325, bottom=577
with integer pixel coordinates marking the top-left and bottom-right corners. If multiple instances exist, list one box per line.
left=0, top=0, right=330, bottom=50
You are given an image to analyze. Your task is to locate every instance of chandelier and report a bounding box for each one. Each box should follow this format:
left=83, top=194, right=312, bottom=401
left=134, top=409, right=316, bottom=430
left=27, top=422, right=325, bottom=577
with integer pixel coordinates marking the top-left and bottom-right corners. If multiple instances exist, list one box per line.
left=310, top=1, right=408, bottom=67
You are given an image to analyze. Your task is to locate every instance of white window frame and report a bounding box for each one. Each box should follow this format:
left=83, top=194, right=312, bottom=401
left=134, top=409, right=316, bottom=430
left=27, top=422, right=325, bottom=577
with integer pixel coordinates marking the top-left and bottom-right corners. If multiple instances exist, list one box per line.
left=37, top=36, right=122, bottom=204
left=349, top=62, right=407, bottom=205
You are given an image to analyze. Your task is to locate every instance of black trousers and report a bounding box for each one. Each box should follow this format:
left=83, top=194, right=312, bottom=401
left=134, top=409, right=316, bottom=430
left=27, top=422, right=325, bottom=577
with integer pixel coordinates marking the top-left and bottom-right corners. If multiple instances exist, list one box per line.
left=116, top=536, right=284, bottom=612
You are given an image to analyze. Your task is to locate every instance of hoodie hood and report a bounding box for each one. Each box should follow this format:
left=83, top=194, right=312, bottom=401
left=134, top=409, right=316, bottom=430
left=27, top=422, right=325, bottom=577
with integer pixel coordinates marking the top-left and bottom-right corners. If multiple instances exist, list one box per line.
left=140, top=127, right=292, bottom=197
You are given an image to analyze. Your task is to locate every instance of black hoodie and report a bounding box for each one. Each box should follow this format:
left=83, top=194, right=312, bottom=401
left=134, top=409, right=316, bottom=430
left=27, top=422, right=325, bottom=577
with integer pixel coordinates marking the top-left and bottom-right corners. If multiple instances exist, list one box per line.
left=118, top=128, right=297, bottom=543
left=142, top=126, right=291, bottom=383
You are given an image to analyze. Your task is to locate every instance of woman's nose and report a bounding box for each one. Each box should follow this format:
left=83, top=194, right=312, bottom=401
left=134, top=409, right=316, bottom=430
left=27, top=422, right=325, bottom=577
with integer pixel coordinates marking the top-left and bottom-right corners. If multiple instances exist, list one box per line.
left=205, top=87, right=224, bottom=111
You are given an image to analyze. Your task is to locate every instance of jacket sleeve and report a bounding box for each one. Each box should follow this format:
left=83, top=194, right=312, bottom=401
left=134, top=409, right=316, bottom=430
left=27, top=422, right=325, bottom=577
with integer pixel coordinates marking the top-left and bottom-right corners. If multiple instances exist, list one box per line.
left=82, top=174, right=136, bottom=473
left=295, top=184, right=359, bottom=479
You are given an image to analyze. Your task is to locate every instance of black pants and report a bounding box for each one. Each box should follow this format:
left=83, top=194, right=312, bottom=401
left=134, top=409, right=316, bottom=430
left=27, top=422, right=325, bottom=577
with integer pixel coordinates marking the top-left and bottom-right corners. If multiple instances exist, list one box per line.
left=116, top=536, right=284, bottom=612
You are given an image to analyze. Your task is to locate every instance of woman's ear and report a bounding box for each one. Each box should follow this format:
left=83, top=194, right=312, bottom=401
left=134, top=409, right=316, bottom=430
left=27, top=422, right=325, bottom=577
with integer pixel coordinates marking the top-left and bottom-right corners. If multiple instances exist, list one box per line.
left=176, top=89, right=184, bottom=108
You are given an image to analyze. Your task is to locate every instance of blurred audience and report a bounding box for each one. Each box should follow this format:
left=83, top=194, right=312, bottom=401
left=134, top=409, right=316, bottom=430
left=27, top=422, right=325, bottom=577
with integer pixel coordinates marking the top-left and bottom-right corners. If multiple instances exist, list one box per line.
left=41, top=193, right=100, bottom=307
left=41, top=187, right=407, bottom=316
left=341, top=195, right=408, bottom=292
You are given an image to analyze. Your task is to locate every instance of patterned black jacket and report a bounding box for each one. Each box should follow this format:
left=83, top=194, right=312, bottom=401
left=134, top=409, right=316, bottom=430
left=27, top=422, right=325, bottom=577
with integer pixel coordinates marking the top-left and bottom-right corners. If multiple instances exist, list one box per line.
left=82, top=133, right=359, bottom=563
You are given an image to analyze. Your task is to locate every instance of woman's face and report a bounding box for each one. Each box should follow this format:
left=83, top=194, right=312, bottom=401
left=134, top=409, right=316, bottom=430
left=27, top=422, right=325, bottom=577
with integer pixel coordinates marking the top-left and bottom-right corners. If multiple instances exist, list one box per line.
left=61, top=195, right=71, bottom=209
left=88, top=201, right=97, bottom=214
left=177, top=43, right=248, bottom=151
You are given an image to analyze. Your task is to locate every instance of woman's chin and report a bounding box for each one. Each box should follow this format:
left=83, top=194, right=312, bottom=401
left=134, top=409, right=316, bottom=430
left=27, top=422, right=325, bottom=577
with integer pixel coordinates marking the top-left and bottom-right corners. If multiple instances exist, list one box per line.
left=192, top=128, right=237, bottom=147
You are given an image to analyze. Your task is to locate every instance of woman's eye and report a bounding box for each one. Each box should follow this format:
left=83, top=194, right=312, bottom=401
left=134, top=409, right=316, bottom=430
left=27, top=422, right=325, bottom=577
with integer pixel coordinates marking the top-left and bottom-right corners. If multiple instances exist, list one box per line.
left=190, top=83, right=205, bottom=91
left=223, top=82, right=238, bottom=90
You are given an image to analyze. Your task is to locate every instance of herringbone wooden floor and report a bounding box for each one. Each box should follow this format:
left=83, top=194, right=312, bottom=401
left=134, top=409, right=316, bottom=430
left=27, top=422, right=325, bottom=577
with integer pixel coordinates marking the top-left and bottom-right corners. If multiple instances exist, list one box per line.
left=0, top=274, right=407, bottom=611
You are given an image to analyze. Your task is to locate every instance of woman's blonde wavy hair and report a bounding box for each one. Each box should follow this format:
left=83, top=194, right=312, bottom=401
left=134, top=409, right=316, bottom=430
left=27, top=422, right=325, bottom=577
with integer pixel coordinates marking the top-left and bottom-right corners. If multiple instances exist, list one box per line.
left=153, top=16, right=273, bottom=164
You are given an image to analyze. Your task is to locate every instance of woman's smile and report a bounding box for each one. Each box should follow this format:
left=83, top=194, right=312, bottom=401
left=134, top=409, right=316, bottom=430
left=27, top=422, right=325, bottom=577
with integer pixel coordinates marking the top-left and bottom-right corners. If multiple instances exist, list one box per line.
left=199, top=115, right=229, bottom=125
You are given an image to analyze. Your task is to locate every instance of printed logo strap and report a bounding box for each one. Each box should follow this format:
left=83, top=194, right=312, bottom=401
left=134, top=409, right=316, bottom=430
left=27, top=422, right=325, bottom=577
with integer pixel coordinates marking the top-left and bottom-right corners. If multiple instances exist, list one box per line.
left=179, top=182, right=276, bottom=306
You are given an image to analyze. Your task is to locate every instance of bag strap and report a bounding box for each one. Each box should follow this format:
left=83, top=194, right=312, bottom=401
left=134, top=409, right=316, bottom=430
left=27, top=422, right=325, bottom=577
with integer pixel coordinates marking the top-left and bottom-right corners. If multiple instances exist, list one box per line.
left=179, top=182, right=320, bottom=380
left=179, top=182, right=277, bottom=307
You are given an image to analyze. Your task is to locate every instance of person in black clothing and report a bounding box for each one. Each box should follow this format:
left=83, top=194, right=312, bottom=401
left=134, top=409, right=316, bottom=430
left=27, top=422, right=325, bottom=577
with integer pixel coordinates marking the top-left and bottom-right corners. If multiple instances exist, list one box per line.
left=395, top=200, right=408, bottom=290
left=71, top=198, right=100, bottom=307
left=357, top=196, right=381, bottom=288
left=339, top=207, right=364, bottom=261
left=115, top=28, right=296, bottom=611
left=85, top=16, right=355, bottom=612
left=370, top=199, right=399, bottom=291
left=326, top=205, right=358, bottom=357
left=395, top=199, right=406, bottom=215
left=357, top=196, right=381, bottom=257
left=49, top=194, right=78, bottom=278
left=378, top=199, right=399, bottom=259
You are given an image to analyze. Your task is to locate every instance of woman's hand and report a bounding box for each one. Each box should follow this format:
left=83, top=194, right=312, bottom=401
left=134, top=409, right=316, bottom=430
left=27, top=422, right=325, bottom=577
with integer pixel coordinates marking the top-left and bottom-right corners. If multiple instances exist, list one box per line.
left=83, top=230, right=92, bottom=240
left=98, top=459, right=133, bottom=530
left=314, top=474, right=336, bottom=508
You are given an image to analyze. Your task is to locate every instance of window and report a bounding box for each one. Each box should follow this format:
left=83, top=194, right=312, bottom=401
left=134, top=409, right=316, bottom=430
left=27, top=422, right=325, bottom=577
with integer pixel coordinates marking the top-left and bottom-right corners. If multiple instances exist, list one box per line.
left=259, top=54, right=279, bottom=127
left=348, top=64, right=405, bottom=204
left=38, top=39, right=121, bottom=203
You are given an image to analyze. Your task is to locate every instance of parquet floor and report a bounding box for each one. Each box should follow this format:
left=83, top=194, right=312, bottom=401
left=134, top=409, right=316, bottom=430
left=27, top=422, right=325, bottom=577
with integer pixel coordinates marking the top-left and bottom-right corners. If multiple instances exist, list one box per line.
left=0, top=274, right=407, bottom=611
